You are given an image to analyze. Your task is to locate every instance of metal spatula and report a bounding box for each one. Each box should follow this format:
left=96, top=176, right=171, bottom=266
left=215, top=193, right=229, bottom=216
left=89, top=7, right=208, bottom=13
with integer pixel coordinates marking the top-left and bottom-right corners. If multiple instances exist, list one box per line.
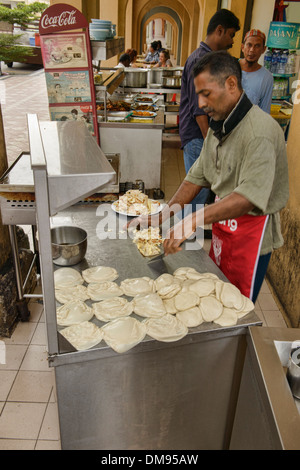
left=147, top=253, right=168, bottom=275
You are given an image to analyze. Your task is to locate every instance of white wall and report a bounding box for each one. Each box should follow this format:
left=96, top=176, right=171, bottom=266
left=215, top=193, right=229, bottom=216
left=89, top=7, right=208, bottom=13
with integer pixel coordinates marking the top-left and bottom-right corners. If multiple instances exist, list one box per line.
left=251, top=0, right=275, bottom=65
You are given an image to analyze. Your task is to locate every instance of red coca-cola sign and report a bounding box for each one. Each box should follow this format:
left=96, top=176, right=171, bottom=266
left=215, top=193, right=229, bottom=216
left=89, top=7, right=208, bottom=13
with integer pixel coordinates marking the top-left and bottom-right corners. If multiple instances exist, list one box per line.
left=39, top=3, right=88, bottom=34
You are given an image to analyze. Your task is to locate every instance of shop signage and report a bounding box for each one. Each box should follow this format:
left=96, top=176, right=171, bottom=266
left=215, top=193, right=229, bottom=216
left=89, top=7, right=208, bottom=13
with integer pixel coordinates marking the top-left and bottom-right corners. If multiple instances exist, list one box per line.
left=267, top=21, right=300, bottom=49
left=39, top=3, right=88, bottom=34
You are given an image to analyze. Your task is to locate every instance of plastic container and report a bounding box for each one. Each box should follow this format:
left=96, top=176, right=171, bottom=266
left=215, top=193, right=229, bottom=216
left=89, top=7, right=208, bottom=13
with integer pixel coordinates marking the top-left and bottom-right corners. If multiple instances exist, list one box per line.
left=277, top=50, right=289, bottom=75
left=29, top=37, right=35, bottom=46
left=264, top=49, right=272, bottom=71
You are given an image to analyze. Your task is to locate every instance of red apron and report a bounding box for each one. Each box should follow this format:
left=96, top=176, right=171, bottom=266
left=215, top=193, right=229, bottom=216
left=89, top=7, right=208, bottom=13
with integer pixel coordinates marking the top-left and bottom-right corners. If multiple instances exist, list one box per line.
left=209, top=213, right=269, bottom=300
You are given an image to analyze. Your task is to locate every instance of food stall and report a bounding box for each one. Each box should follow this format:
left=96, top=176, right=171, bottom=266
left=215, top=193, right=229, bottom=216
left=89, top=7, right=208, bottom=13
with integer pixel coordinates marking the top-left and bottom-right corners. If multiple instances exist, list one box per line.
left=19, top=113, right=268, bottom=450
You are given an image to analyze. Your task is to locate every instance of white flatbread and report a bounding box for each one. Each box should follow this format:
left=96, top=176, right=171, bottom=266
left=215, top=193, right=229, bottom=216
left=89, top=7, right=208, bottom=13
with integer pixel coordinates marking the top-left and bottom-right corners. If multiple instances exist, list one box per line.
left=188, top=278, right=216, bottom=297
left=60, top=321, right=103, bottom=351
left=87, top=282, right=123, bottom=301
left=173, top=267, right=200, bottom=281
left=82, top=266, right=118, bottom=283
left=214, top=280, right=225, bottom=301
left=144, top=314, right=188, bottom=342
left=236, top=295, right=255, bottom=318
left=56, top=299, right=93, bottom=326
left=199, top=296, right=223, bottom=322
left=220, top=283, right=244, bottom=310
left=176, top=306, right=204, bottom=328
left=120, top=277, right=156, bottom=297
left=174, top=291, right=200, bottom=311
left=214, top=308, right=238, bottom=327
left=132, top=293, right=166, bottom=318
left=55, top=285, right=89, bottom=304
left=54, top=267, right=84, bottom=288
left=163, top=297, right=178, bottom=314
left=157, top=282, right=181, bottom=299
left=154, top=273, right=175, bottom=291
left=101, top=316, right=147, bottom=353
left=92, top=297, right=133, bottom=322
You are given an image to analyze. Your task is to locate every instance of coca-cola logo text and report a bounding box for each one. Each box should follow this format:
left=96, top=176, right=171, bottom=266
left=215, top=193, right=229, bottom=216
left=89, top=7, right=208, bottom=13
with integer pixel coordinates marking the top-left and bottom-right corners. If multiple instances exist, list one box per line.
left=41, top=10, right=77, bottom=30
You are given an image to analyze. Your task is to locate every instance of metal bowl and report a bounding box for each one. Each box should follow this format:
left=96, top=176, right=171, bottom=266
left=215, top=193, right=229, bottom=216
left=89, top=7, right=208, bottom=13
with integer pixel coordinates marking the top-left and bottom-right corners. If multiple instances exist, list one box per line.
left=51, top=226, right=87, bottom=266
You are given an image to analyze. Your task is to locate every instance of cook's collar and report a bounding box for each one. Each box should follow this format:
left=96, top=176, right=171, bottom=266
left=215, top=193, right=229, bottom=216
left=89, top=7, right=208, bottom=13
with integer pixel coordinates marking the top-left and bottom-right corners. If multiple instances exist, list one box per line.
left=210, top=92, right=253, bottom=142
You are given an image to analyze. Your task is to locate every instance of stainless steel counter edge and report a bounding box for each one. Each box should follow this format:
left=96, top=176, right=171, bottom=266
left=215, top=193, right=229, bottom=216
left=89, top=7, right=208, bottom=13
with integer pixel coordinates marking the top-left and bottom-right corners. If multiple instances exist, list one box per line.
left=49, top=313, right=261, bottom=367
left=98, top=109, right=165, bottom=129
left=247, top=326, right=300, bottom=449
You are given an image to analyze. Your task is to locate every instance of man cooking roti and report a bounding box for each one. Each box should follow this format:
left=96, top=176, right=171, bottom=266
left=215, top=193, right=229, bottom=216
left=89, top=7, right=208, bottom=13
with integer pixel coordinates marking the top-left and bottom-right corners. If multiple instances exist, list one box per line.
left=129, top=51, right=289, bottom=303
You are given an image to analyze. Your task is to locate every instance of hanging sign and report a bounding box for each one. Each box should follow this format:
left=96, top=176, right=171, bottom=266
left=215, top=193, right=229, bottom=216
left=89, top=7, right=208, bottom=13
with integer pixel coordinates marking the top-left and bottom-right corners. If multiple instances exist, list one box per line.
left=267, top=21, right=300, bottom=49
left=39, top=3, right=99, bottom=144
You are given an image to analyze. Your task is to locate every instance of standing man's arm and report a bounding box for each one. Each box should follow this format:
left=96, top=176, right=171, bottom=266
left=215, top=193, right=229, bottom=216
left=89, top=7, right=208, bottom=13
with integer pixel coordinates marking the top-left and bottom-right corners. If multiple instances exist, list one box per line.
left=196, top=115, right=209, bottom=138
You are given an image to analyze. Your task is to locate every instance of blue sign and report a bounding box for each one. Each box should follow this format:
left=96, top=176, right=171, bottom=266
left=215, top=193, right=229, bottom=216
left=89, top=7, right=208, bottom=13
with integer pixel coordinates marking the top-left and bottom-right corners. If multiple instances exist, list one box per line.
left=267, top=22, right=300, bottom=49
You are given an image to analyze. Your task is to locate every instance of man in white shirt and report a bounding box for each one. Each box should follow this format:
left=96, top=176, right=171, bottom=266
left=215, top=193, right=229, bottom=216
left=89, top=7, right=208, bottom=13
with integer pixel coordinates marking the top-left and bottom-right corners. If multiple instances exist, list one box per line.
left=240, top=29, right=273, bottom=113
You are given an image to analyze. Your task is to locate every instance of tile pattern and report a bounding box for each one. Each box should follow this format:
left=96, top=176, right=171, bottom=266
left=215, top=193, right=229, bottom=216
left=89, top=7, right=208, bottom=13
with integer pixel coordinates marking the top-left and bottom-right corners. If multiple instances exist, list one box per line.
left=0, top=67, right=287, bottom=450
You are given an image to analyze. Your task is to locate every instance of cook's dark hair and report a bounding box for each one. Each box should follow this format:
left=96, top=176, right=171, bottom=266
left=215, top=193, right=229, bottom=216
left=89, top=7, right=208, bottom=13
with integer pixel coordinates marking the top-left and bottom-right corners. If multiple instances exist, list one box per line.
left=207, top=9, right=240, bottom=35
left=151, top=41, right=158, bottom=50
left=193, top=51, right=242, bottom=90
left=119, top=53, right=131, bottom=63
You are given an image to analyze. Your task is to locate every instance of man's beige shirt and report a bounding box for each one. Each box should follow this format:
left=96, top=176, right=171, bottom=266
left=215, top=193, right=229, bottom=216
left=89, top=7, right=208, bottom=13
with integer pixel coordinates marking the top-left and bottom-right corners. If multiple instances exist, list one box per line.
left=185, top=105, right=289, bottom=254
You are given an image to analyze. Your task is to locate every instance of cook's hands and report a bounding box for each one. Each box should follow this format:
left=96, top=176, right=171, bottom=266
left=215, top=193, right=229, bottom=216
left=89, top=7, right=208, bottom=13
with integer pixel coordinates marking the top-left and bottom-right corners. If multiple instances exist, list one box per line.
left=125, top=212, right=161, bottom=232
left=163, top=213, right=196, bottom=256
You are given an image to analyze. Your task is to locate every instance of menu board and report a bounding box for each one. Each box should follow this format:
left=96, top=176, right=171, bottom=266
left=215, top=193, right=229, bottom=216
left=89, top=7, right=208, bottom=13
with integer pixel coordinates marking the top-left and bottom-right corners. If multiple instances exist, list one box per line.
left=40, top=33, right=88, bottom=69
left=39, top=4, right=99, bottom=143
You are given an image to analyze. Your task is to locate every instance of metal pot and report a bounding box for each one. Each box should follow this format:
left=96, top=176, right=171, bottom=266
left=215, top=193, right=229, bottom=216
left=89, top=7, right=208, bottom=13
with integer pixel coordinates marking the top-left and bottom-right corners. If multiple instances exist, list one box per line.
left=51, top=226, right=87, bottom=266
left=122, top=68, right=148, bottom=88
left=162, top=75, right=181, bottom=88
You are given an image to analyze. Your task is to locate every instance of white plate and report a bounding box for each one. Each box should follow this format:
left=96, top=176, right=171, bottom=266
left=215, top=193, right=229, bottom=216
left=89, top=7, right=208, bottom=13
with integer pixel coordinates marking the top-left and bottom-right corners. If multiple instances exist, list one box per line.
left=111, top=200, right=163, bottom=217
left=131, top=111, right=157, bottom=119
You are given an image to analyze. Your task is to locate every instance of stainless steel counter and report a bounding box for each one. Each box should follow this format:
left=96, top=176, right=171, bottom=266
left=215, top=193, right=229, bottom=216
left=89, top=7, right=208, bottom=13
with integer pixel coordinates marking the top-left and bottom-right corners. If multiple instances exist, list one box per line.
left=49, top=205, right=262, bottom=450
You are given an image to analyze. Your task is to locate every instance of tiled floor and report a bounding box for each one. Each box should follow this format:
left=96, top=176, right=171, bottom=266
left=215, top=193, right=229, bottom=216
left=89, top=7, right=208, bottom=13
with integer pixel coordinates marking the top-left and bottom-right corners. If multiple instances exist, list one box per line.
left=0, top=66, right=287, bottom=450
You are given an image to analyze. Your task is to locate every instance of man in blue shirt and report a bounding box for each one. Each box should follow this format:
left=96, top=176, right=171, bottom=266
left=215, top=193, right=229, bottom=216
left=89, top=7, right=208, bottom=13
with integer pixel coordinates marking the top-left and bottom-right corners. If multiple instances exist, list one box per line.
left=179, top=9, right=240, bottom=214
left=240, top=29, right=273, bottom=113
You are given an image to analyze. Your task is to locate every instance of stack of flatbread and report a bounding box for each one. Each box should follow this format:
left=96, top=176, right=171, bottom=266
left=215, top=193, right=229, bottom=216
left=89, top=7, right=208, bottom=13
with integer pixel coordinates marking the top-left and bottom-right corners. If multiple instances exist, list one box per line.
left=54, top=264, right=255, bottom=353
left=133, top=227, right=164, bottom=257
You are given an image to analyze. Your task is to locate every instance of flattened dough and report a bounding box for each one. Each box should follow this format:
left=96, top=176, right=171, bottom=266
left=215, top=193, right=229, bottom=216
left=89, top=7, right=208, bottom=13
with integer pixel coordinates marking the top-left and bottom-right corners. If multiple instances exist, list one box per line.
left=92, top=297, right=133, bottom=322
left=199, top=296, right=223, bottom=322
left=176, top=306, right=203, bottom=328
left=154, top=273, right=175, bottom=291
left=56, top=299, right=93, bottom=326
left=157, top=282, right=181, bottom=299
left=87, top=282, right=123, bottom=301
left=189, top=278, right=215, bottom=297
left=120, top=277, right=155, bottom=297
left=220, top=283, right=244, bottom=310
left=101, top=316, right=147, bottom=353
left=54, top=267, right=84, bottom=288
left=174, top=291, right=200, bottom=311
left=60, top=321, right=103, bottom=351
left=144, top=314, right=188, bottom=342
left=163, top=297, right=178, bottom=314
left=132, top=293, right=166, bottom=318
left=82, top=266, right=118, bottom=283
left=55, top=285, right=89, bottom=304
left=214, top=308, right=238, bottom=327
left=236, top=295, right=255, bottom=318
left=173, top=267, right=200, bottom=281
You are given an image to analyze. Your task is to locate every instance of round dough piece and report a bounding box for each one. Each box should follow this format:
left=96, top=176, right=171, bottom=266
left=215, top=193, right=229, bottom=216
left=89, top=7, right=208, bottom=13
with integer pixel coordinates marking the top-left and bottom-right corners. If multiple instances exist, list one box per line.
left=236, top=295, right=255, bottom=318
left=163, top=297, right=178, bottom=314
left=214, top=280, right=225, bottom=301
left=101, top=316, right=147, bottom=353
left=120, top=277, right=156, bottom=297
left=154, top=273, right=176, bottom=291
left=173, top=267, right=200, bottom=281
left=54, top=267, right=84, bottom=289
left=176, top=306, right=204, bottom=328
left=189, top=278, right=216, bottom=297
left=56, top=299, right=93, bottom=326
left=55, top=285, right=89, bottom=304
left=157, top=282, right=181, bottom=300
left=214, top=307, right=238, bottom=327
left=144, top=314, right=188, bottom=342
left=60, top=321, right=103, bottom=351
left=87, top=282, right=123, bottom=301
left=82, top=266, right=118, bottom=283
left=132, top=293, right=166, bottom=318
left=199, top=296, right=223, bottom=322
left=92, top=297, right=133, bottom=322
left=174, top=291, right=200, bottom=311
left=220, top=283, right=244, bottom=310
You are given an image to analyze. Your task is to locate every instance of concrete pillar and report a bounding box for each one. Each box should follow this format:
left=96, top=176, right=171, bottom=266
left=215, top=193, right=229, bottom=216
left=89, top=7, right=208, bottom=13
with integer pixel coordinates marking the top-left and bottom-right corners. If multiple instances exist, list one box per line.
left=0, top=105, right=11, bottom=269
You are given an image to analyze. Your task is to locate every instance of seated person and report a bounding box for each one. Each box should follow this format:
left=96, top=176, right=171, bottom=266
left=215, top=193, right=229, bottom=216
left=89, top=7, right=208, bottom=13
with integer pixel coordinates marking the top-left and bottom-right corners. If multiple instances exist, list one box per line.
left=115, top=53, right=131, bottom=68
left=156, top=40, right=164, bottom=53
left=125, top=48, right=139, bottom=68
left=154, top=49, right=173, bottom=68
left=144, top=41, right=159, bottom=64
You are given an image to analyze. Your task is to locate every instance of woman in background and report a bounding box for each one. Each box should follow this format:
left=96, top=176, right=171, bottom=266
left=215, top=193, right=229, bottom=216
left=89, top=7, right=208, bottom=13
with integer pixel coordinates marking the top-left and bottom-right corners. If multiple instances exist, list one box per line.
left=154, top=49, right=173, bottom=67
left=126, top=48, right=140, bottom=67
